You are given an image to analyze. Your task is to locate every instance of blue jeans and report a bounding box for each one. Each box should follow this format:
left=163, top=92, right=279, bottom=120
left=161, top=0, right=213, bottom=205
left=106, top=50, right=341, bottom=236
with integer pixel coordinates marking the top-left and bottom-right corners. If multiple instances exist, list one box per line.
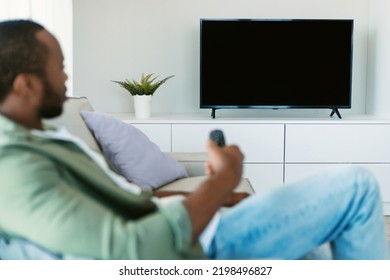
left=206, top=166, right=389, bottom=259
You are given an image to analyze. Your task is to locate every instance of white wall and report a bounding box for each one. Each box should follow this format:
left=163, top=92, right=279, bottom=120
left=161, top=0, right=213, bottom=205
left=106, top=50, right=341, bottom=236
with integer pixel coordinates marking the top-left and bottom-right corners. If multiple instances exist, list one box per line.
left=366, top=0, right=390, bottom=117
left=74, top=0, right=370, bottom=116
left=0, top=0, right=73, bottom=96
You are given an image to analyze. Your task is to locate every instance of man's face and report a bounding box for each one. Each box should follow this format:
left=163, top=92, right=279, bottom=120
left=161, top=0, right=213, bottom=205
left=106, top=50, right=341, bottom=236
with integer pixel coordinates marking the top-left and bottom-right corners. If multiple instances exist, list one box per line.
left=36, top=30, right=68, bottom=119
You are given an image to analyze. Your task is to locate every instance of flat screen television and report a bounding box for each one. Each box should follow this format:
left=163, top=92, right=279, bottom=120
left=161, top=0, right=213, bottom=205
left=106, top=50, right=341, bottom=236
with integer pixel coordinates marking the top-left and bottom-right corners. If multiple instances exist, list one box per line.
left=200, top=19, right=354, bottom=118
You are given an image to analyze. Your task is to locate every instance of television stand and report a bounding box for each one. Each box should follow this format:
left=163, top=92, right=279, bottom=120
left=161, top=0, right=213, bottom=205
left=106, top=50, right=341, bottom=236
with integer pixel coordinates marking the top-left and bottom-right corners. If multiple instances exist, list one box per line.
left=330, top=108, right=342, bottom=119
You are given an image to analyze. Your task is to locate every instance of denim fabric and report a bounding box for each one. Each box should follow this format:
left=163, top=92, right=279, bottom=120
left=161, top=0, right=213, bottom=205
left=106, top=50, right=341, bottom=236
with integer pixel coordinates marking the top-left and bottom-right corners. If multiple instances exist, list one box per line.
left=207, top=166, right=389, bottom=260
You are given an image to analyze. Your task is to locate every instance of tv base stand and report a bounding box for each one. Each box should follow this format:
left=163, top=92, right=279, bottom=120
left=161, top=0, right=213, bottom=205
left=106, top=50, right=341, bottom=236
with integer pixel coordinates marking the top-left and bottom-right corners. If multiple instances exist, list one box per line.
left=330, top=108, right=342, bottom=119
left=211, top=108, right=344, bottom=119
left=211, top=108, right=219, bottom=119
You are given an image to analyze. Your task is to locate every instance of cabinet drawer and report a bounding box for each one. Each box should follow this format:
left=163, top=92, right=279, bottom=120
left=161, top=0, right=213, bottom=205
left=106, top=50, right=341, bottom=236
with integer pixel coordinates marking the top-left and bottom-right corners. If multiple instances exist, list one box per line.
left=285, top=124, right=390, bottom=163
left=172, top=124, right=284, bottom=163
left=285, top=164, right=390, bottom=202
left=244, top=164, right=284, bottom=193
left=131, top=124, right=171, bottom=152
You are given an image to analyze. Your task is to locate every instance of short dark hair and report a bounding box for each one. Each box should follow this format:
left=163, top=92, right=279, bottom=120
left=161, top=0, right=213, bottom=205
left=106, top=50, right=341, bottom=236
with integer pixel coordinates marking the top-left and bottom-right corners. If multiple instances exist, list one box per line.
left=0, top=20, right=47, bottom=102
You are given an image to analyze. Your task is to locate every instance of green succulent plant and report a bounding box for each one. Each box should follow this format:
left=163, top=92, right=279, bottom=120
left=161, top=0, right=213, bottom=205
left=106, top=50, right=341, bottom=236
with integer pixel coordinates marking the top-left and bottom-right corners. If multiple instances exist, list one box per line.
left=112, top=73, right=174, bottom=96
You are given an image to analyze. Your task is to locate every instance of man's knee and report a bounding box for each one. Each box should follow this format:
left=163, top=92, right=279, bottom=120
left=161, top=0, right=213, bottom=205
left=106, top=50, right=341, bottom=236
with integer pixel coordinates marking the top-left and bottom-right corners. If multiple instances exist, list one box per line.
left=342, top=166, right=381, bottom=197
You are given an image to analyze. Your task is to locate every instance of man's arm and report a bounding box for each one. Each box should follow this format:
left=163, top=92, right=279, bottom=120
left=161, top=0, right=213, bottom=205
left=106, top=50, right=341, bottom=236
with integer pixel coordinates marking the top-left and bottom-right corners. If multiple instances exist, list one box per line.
left=153, top=191, right=250, bottom=207
left=183, top=139, right=244, bottom=242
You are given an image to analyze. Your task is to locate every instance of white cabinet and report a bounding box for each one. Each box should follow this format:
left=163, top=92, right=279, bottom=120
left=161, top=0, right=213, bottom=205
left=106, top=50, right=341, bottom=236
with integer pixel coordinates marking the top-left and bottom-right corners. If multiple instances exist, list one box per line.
left=130, top=124, right=171, bottom=152
left=171, top=124, right=285, bottom=192
left=285, top=124, right=390, bottom=163
left=244, top=164, right=284, bottom=193
left=285, top=164, right=390, bottom=202
left=119, top=115, right=390, bottom=214
left=172, top=124, right=284, bottom=163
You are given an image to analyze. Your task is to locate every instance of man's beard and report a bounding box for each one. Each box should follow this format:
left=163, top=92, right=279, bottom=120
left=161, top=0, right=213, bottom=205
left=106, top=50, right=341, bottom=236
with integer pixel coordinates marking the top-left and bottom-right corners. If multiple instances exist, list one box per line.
left=39, top=78, right=65, bottom=119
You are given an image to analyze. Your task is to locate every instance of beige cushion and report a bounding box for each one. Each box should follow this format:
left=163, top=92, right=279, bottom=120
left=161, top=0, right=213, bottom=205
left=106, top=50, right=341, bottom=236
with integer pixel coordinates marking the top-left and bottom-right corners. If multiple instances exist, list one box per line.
left=157, top=175, right=254, bottom=194
left=44, top=97, right=101, bottom=153
left=168, top=152, right=207, bottom=176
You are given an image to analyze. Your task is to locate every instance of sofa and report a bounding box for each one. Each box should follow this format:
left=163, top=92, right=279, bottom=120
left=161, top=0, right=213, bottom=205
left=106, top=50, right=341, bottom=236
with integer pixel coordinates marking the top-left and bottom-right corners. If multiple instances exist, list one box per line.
left=47, top=96, right=254, bottom=195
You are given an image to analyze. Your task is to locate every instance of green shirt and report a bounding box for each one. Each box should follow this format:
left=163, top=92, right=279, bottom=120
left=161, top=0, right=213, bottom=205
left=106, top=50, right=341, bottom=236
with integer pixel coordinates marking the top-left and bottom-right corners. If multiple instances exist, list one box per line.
left=0, top=114, right=204, bottom=259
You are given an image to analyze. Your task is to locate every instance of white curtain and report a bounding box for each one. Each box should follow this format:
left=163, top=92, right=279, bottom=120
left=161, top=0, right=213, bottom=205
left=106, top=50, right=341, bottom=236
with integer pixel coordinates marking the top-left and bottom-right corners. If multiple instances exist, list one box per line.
left=0, top=0, right=73, bottom=96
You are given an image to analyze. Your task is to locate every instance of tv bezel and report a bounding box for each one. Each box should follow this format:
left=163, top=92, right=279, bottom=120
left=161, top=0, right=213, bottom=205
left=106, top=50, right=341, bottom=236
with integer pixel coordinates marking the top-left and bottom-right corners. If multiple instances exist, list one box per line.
left=199, top=18, right=354, bottom=112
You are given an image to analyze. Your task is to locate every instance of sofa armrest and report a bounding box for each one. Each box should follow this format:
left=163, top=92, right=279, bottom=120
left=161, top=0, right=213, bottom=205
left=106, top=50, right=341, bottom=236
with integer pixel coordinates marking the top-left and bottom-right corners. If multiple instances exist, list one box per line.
left=167, top=152, right=208, bottom=177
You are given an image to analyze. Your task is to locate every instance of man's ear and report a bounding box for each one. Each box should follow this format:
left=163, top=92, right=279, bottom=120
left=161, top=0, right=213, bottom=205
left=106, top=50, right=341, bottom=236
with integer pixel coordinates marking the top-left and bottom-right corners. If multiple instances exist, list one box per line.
left=12, top=74, right=29, bottom=95
left=12, top=74, right=42, bottom=99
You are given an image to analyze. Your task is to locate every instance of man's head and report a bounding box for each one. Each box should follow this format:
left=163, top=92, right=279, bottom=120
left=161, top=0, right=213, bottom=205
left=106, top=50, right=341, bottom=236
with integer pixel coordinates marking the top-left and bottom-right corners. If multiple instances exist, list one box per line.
left=0, top=20, right=68, bottom=127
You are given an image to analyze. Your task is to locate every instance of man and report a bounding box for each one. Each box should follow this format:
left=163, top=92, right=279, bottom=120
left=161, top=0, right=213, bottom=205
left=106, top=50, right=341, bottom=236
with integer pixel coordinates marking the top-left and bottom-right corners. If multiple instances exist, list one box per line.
left=0, top=20, right=388, bottom=259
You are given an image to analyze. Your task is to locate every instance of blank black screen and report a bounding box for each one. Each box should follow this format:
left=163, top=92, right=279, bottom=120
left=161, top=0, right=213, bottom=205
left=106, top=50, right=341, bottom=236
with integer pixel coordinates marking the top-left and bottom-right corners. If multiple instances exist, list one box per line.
left=200, top=19, right=353, bottom=108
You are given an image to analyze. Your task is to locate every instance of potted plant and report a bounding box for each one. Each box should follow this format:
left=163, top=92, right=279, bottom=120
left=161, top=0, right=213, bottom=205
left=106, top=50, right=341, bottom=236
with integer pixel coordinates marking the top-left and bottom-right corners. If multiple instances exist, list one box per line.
left=112, top=73, right=174, bottom=118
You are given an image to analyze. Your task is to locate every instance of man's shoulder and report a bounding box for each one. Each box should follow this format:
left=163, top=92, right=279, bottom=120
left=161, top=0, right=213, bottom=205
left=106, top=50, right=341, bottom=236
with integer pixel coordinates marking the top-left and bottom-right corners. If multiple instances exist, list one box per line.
left=0, top=121, right=76, bottom=180
left=0, top=114, right=31, bottom=143
left=0, top=115, right=79, bottom=160
left=0, top=140, right=61, bottom=180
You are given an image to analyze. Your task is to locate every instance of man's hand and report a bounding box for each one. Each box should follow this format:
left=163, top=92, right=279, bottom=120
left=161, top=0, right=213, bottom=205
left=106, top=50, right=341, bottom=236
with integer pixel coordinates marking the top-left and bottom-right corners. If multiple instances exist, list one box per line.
left=205, top=139, right=244, bottom=187
left=183, top=140, right=245, bottom=242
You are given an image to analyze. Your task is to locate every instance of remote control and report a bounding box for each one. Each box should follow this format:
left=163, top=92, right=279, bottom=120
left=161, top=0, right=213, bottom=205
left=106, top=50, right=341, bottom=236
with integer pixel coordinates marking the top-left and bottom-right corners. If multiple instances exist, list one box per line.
left=209, top=129, right=226, bottom=147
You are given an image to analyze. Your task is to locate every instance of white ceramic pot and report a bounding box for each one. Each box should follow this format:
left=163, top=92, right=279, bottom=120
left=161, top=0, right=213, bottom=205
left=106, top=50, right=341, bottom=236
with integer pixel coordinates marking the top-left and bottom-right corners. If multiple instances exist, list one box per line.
left=133, top=95, right=152, bottom=119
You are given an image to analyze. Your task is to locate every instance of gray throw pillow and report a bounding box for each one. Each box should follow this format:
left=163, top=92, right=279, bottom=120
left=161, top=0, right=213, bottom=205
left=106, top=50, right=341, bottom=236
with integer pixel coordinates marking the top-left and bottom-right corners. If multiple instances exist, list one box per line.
left=80, top=111, right=188, bottom=190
